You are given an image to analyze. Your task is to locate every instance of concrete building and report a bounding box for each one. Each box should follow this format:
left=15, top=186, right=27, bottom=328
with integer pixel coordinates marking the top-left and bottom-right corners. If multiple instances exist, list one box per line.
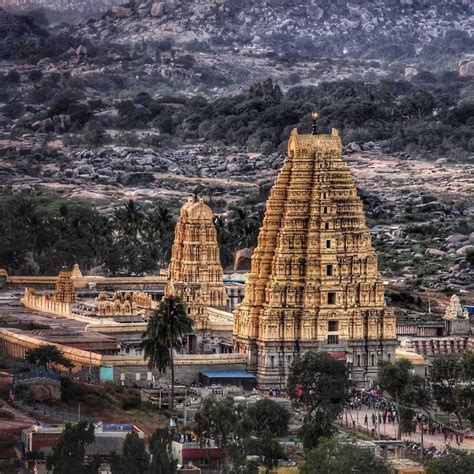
left=22, top=422, right=144, bottom=459
left=171, top=439, right=224, bottom=472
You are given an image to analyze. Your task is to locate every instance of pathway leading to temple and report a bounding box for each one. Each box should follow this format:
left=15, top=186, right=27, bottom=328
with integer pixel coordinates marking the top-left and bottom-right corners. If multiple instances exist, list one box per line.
left=341, top=407, right=474, bottom=451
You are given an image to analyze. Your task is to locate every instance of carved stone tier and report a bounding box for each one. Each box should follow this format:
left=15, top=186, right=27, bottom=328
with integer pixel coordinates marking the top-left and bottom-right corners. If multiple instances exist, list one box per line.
left=166, top=197, right=227, bottom=323
left=233, top=127, right=396, bottom=387
left=54, top=268, right=76, bottom=304
left=95, top=291, right=154, bottom=316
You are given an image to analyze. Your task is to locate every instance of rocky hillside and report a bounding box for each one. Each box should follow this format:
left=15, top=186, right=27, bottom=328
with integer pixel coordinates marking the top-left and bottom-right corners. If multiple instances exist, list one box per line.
left=69, top=0, right=472, bottom=62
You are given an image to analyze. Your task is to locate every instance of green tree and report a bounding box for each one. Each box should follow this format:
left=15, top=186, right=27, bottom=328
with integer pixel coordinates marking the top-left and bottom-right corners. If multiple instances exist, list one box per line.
left=46, top=421, right=95, bottom=474
left=82, top=122, right=109, bottom=146
left=288, top=352, right=349, bottom=415
left=110, top=432, right=150, bottom=474
left=194, top=397, right=242, bottom=448
left=26, top=345, right=74, bottom=371
left=429, top=355, right=467, bottom=428
left=378, top=359, right=429, bottom=436
left=251, top=436, right=285, bottom=473
left=142, top=296, right=193, bottom=410
left=288, top=352, right=350, bottom=449
left=28, top=69, right=43, bottom=83
left=298, top=409, right=336, bottom=451
left=300, top=437, right=389, bottom=474
left=5, top=69, right=20, bottom=83
left=425, top=449, right=474, bottom=474
left=244, top=398, right=290, bottom=438
left=148, top=428, right=178, bottom=474
left=455, top=353, right=474, bottom=425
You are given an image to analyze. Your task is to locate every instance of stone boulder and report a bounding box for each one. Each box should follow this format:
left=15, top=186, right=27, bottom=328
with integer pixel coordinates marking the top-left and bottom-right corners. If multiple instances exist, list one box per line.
left=346, top=142, right=361, bottom=153
left=456, top=245, right=474, bottom=257
left=150, top=2, right=166, bottom=17
left=16, top=381, right=61, bottom=402
left=117, top=172, right=155, bottom=186
left=415, top=201, right=442, bottom=212
left=111, top=6, right=131, bottom=18
left=425, top=248, right=446, bottom=258
left=75, top=45, right=87, bottom=56
left=32, top=118, right=54, bottom=133
left=307, top=5, right=324, bottom=20
left=234, top=247, right=253, bottom=271
left=445, top=234, right=468, bottom=244
left=459, top=59, right=474, bottom=77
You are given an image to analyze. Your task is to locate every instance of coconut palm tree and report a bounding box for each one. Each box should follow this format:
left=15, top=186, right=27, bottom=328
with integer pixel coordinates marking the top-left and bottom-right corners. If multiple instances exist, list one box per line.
left=142, top=296, right=193, bottom=410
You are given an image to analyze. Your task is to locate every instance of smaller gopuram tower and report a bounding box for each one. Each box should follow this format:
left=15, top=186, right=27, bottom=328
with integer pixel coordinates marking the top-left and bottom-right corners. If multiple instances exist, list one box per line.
left=54, top=267, right=76, bottom=304
left=166, top=196, right=227, bottom=324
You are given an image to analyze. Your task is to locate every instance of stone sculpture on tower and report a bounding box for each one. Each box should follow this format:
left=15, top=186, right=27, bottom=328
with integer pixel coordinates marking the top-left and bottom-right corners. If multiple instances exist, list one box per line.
left=233, top=115, right=397, bottom=387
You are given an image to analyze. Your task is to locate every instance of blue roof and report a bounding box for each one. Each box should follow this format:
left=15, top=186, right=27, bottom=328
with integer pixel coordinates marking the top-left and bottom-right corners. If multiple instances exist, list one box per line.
left=102, top=424, right=135, bottom=431
left=463, top=306, right=474, bottom=315
left=199, top=370, right=256, bottom=379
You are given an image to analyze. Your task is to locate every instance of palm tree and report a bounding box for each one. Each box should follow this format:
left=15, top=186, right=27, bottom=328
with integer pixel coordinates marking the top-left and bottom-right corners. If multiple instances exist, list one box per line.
left=115, top=200, right=145, bottom=239
left=142, top=296, right=193, bottom=410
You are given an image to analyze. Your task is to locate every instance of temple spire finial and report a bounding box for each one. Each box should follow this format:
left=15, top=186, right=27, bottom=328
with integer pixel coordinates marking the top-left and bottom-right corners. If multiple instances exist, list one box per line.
left=311, top=112, right=319, bottom=135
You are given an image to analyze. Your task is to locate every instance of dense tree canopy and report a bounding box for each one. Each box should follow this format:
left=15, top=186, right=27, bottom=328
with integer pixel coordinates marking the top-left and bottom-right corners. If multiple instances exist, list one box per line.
left=46, top=422, right=96, bottom=474
left=148, top=428, right=177, bottom=474
left=193, top=396, right=290, bottom=471
left=378, top=359, right=430, bottom=436
left=425, top=449, right=474, bottom=474
left=429, top=354, right=474, bottom=428
left=244, top=398, right=290, bottom=438
left=108, top=76, right=474, bottom=160
left=110, top=432, right=150, bottom=474
left=0, top=193, right=262, bottom=275
left=287, top=352, right=350, bottom=449
left=194, top=397, right=243, bottom=448
left=300, top=437, right=389, bottom=474
left=288, top=352, right=350, bottom=416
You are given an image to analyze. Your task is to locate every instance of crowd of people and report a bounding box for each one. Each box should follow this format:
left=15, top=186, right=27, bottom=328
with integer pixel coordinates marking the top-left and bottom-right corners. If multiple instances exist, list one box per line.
left=345, top=388, right=469, bottom=450
left=348, top=388, right=399, bottom=427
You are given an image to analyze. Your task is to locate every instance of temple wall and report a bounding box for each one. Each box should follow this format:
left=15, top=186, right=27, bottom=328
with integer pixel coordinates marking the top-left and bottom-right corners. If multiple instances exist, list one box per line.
left=103, top=354, right=247, bottom=386
left=5, top=275, right=167, bottom=291
left=22, top=288, right=71, bottom=317
left=0, top=328, right=103, bottom=369
left=0, top=328, right=246, bottom=386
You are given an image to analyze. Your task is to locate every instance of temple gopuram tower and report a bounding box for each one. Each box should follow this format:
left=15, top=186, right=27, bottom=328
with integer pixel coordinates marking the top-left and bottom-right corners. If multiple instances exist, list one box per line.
left=233, top=119, right=396, bottom=388
left=166, top=197, right=227, bottom=326
left=54, top=267, right=76, bottom=304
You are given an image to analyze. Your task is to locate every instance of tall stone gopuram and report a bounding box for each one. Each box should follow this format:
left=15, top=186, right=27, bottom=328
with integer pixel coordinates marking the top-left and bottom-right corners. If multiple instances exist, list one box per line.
left=166, top=197, right=227, bottom=327
left=233, top=121, right=396, bottom=388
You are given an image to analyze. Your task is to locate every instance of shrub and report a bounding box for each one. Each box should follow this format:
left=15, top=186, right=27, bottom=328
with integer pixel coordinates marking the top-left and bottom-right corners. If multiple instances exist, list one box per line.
left=121, top=395, right=141, bottom=411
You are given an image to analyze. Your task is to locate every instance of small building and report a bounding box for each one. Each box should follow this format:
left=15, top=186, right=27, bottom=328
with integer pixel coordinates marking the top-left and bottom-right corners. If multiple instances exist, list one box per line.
left=22, top=422, right=144, bottom=463
left=171, top=440, right=224, bottom=472
left=199, top=370, right=257, bottom=390
left=395, top=349, right=427, bottom=377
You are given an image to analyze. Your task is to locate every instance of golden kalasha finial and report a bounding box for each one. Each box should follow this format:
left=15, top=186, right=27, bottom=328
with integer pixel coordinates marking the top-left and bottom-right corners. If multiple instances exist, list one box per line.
left=311, top=112, right=319, bottom=135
